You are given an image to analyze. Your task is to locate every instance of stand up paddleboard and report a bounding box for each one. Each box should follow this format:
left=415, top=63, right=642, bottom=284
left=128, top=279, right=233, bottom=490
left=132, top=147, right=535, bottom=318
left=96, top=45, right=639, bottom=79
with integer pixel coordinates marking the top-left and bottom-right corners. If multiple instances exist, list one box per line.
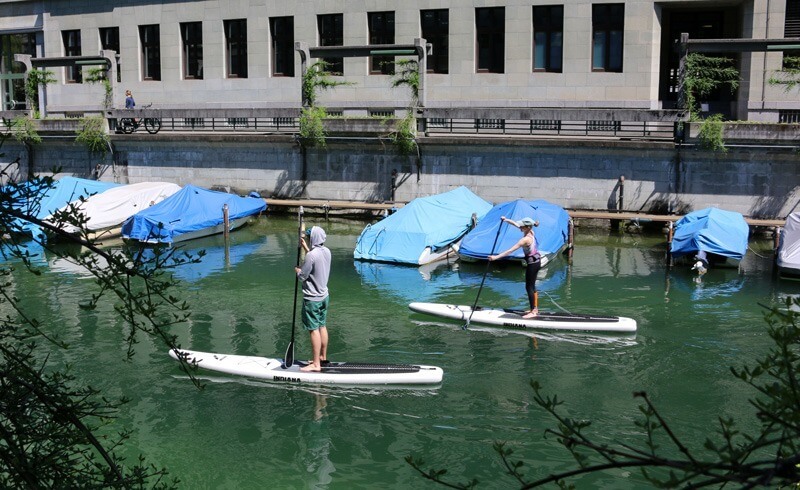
left=169, top=349, right=444, bottom=385
left=408, top=302, right=637, bottom=333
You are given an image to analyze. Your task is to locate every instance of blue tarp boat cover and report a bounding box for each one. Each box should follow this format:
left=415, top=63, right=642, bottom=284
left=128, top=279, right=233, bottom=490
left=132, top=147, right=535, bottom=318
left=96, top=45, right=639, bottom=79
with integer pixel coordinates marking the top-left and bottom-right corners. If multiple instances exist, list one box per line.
left=8, top=176, right=121, bottom=237
left=353, top=186, right=492, bottom=264
left=121, top=185, right=266, bottom=244
left=458, top=199, right=570, bottom=261
left=670, top=207, right=749, bottom=260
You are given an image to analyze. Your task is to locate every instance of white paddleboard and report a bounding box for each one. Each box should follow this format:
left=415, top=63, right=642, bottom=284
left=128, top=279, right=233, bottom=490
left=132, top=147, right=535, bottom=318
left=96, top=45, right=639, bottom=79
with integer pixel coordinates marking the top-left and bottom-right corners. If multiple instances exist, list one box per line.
left=169, top=349, right=443, bottom=385
left=408, top=302, right=637, bottom=333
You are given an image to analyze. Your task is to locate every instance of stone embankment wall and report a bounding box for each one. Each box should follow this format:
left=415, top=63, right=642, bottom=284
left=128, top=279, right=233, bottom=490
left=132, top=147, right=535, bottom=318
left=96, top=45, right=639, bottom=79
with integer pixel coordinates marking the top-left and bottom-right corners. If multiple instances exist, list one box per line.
left=3, top=134, right=798, bottom=219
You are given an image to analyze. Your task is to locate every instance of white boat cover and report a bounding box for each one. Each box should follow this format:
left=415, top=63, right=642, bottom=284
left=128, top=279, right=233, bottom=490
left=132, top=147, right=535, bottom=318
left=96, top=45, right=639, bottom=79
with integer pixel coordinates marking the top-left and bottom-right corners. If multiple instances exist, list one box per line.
left=778, top=212, right=800, bottom=273
left=49, top=182, right=182, bottom=233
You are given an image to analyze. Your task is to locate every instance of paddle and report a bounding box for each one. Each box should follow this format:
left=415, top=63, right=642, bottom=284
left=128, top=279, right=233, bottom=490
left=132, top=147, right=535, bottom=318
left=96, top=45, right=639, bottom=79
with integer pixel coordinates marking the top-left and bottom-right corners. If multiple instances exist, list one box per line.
left=463, top=217, right=505, bottom=329
left=284, top=206, right=304, bottom=368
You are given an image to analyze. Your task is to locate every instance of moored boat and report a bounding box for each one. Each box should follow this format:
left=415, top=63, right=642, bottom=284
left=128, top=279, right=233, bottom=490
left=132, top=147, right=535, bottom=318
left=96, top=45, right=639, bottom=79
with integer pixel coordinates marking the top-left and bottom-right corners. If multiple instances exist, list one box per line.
left=121, top=185, right=266, bottom=244
left=458, top=199, right=570, bottom=266
left=670, top=207, right=749, bottom=274
left=777, top=212, right=800, bottom=279
left=7, top=176, right=122, bottom=238
left=44, top=181, right=181, bottom=240
left=353, top=186, right=492, bottom=265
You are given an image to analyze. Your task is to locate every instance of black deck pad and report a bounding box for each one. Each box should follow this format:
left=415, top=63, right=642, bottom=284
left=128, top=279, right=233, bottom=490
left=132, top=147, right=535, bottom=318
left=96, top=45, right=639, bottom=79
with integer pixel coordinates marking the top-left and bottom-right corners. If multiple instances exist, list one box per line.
left=502, top=309, right=621, bottom=323
left=298, top=361, right=421, bottom=374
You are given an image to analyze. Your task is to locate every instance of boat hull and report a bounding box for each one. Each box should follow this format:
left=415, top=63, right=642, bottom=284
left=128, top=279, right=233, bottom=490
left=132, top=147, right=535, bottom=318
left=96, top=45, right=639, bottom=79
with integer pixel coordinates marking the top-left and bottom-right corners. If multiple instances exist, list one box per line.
left=170, top=349, right=444, bottom=385
left=409, top=302, right=637, bottom=333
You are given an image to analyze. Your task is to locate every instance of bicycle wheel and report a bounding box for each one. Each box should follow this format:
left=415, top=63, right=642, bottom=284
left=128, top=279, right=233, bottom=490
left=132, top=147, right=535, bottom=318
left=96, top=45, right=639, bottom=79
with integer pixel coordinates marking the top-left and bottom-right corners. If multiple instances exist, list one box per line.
left=120, top=118, right=136, bottom=134
left=144, top=118, right=162, bottom=134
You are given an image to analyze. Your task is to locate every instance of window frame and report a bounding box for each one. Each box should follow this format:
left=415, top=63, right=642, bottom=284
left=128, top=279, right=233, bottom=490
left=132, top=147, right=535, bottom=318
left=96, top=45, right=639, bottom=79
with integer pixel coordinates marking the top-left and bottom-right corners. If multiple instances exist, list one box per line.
left=368, top=11, right=395, bottom=75
left=270, top=16, right=295, bottom=77
left=532, top=5, right=563, bottom=73
left=62, top=29, right=82, bottom=83
left=224, top=19, right=248, bottom=79
left=475, top=7, right=505, bottom=74
left=421, top=9, right=449, bottom=74
left=99, top=27, right=120, bottom=82
left=591, top=3, right=624, bottom=73
left=139, top=24, right=161, bottom=81
left=317, top=13, right=344, bottom=75
left=180, top=22, right=203, bottom=80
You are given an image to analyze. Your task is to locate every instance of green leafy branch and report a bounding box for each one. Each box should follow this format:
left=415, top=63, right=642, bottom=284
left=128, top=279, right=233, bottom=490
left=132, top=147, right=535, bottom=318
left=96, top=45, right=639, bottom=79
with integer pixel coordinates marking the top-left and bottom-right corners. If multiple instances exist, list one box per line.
left=23, top=69, right=55, bottom=117
left=682, top=53, right=739, bottom=120
left=768, top=56, right=800, bottom=92
left=85, top=67, right=113, bottom=110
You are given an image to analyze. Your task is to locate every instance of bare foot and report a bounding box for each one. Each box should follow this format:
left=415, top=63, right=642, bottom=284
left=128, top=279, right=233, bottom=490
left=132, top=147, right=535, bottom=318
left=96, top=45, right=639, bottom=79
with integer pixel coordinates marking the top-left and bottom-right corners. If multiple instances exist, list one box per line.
left=300, top=364, right=321, bottom=372
left=522, top=310, right=539, bottom=319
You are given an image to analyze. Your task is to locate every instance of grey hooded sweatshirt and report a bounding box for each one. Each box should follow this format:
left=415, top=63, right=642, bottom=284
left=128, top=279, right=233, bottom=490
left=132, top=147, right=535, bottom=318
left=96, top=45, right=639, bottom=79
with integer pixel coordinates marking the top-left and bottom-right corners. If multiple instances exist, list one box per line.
left=297, top=226, right=331, bottom=301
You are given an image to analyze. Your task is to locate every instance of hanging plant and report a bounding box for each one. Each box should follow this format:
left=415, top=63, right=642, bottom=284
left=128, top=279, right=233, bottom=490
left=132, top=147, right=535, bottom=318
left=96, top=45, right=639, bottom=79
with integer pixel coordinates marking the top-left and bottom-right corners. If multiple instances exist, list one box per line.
left=682, top=53, right=739, bottom=120
left=85, top=67, right=113, bottom=110
left=768, top=56, right=800, bottom=92
left=388, top=59, right=420, bottom=155
left=24, top=69, right=55, bottom=117
left=75, top=116, right=109, bottom=155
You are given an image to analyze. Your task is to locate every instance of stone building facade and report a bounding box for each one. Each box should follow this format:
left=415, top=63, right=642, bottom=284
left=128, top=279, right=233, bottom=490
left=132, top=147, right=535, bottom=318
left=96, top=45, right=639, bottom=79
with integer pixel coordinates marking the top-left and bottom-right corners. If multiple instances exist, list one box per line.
left=0, top=0, right=797, bottom=121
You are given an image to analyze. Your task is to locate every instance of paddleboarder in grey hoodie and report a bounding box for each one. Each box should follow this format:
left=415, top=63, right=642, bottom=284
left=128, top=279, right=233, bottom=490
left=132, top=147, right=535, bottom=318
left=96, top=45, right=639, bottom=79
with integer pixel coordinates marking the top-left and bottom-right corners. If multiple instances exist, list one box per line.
left=295, top=225, right=332, bottom=372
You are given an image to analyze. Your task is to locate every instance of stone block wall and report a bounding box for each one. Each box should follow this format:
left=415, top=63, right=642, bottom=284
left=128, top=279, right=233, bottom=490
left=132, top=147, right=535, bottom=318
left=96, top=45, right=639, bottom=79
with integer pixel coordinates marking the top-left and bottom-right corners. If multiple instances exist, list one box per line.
left=2, top=134, right=799, bottom=219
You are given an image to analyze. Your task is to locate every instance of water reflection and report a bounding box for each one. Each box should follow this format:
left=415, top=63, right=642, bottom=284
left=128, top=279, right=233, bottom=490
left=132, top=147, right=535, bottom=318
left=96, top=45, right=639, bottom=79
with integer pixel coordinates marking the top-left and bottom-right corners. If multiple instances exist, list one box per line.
left=353, top=260, right=461, bottom=303
left=130, top=234, right=267, bottom=283
left=666, top=268, right=746, bottom=301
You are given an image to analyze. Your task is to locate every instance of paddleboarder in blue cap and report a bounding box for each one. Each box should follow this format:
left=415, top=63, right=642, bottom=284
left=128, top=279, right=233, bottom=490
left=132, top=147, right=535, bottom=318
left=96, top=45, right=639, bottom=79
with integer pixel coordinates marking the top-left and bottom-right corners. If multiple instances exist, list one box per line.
left=489, top=216, right=541, bottom=318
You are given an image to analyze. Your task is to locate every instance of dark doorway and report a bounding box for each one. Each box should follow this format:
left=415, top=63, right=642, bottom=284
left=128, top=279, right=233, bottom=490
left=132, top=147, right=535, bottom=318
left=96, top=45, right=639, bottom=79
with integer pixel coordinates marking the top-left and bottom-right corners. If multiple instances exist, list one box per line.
left=658, top=8, right=741, bottom=118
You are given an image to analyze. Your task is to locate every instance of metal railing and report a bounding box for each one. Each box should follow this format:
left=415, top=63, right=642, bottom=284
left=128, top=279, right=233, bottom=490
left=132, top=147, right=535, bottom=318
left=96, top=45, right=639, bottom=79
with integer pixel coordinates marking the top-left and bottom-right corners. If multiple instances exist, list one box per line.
left=1, top=107, right=687, bottom=140
left=421, top=117, right=677, bottom=139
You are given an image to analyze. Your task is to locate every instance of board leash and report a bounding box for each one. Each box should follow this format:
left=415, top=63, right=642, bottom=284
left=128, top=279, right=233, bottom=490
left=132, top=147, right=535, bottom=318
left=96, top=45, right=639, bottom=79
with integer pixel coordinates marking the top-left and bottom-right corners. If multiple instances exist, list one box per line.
left=540, top=289, right=572, bottom=315
left=464, top=217, right=505, bottom=329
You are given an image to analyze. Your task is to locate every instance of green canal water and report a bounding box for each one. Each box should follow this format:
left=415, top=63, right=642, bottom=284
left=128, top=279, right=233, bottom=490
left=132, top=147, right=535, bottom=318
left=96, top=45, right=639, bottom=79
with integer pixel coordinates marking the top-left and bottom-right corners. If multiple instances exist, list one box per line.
left=6, top=215, right=798, bottom=488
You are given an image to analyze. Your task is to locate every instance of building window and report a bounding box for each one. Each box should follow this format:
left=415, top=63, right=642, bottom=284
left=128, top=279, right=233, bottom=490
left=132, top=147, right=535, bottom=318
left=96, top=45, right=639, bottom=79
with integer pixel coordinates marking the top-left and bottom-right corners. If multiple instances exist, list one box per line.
left=139, top=24, right=161, bottom=81
left=2, top=32, right=37, bottom=109
left=592, top=4, right=624, bottom=72
left=318, top=13, right=343, bottom=75
left=225, top=19, right=248, bottom=78
left=270, top=16, right=295, bottom=77
left=533, top=6, right=563, bottom=72
left=421, top=9, right=449, bottom=74
left=180, top=22, right=203, bottom=80
left=476, top=7, right=504, bottom=73
left=784, top=0, right=800, bottom=65
left=368, top=11, right=395, bottom=75
left=99, top=27, right=120, bottom=82
left=62, top=30, right=82, bottom=83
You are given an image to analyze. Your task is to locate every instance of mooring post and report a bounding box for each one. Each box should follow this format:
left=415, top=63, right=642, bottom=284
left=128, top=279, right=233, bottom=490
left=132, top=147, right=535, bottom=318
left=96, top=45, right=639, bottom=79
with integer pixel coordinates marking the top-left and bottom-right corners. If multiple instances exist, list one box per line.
left=391, top=168, right=397, bottom=202
left=567, top=218, right=575, bottom=261
left=666, top=220, right=674, bottom=268
left=223, top=203, right=230, bottom=240
left=610, top=175, right=624, bottom=232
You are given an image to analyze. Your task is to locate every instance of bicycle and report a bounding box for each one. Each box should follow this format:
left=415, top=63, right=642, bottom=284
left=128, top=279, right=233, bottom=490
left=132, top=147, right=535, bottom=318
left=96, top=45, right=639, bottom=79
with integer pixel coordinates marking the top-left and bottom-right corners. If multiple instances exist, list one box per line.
left=118, top=103, right=162, bottom=134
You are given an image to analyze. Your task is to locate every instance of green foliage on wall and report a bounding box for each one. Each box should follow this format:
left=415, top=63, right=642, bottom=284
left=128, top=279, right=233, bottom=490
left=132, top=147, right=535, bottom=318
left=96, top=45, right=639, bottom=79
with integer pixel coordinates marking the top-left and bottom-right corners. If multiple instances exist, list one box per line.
left=24, top=69, right=55, bottom=116
left=75, top=116, right=109, bottom=155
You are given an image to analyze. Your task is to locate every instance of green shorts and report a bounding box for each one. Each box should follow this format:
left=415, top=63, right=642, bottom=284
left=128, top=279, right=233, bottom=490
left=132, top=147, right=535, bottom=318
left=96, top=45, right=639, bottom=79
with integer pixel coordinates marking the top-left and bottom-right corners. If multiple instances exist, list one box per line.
left=302, top=296, right=329, bottom=331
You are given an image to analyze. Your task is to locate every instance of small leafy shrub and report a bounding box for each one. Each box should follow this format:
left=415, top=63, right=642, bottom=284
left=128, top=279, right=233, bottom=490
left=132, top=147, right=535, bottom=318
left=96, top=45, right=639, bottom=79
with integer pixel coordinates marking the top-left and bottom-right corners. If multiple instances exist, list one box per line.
left=75, top=116, right=109, bottom=155
left=697, top=114, right=726, bottom=153
left=299, top=107, right=327, bottom=148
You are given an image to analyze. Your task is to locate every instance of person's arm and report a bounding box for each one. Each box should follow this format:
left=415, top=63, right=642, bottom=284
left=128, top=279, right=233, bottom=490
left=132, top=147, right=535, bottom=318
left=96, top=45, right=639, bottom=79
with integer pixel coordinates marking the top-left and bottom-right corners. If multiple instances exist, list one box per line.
left=489, top=236, right=531, bottom=261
